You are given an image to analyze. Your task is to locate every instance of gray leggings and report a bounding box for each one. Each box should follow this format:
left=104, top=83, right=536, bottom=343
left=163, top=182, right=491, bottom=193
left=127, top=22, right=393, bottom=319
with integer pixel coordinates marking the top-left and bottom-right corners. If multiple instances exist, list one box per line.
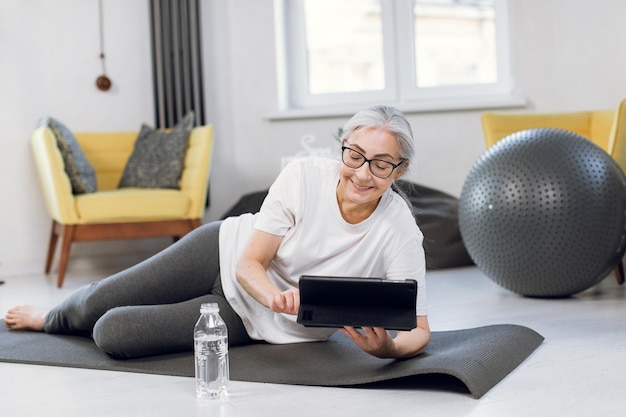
left=44, top=221, right=254, bottom=359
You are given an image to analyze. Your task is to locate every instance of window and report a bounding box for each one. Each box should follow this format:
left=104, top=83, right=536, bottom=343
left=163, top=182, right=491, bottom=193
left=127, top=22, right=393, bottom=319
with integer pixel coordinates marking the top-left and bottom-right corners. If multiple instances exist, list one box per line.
left=275, top=0, right=515, bottom=114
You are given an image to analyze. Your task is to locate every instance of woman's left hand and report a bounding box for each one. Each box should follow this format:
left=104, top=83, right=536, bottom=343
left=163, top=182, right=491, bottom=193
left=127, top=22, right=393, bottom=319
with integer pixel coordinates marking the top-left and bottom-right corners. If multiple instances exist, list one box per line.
left=341, top=316, right=431, bottom=359
left=340, top=326, right=395, bottom=358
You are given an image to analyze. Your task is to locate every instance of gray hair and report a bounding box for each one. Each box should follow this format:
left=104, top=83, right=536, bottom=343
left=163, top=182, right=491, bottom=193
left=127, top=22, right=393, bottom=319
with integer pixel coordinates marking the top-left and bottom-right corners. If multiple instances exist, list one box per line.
left=339, top=104, right=415, bottom=170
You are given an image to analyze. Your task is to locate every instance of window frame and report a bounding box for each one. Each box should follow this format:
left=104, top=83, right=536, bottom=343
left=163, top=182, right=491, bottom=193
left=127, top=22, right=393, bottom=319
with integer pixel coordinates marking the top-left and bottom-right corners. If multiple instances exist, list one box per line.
left=273, top=0, right=521, bottom=118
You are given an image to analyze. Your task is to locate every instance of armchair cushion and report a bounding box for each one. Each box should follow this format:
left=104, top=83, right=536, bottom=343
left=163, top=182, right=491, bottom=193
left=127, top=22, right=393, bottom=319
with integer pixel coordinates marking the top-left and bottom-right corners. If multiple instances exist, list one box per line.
left=118, top=112, right=194, bottom=189
left=75, top=189, right=190, bottom=222
left=39, top=117, right=97, bottom=194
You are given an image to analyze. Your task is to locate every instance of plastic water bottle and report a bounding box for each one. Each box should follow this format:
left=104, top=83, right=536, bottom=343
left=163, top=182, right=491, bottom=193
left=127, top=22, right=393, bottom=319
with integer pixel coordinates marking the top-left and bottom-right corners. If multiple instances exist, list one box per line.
left=194, top=303, right=229, bottom=399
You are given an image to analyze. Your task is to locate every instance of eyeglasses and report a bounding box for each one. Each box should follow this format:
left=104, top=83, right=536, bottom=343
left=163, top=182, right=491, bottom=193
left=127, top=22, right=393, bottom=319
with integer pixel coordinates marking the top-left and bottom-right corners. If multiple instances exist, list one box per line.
left=341, top=146, right=405, bottom=179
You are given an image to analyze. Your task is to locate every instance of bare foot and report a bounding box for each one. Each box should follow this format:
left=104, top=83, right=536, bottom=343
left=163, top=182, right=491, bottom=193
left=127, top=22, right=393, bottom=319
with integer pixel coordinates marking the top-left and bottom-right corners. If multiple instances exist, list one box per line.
left=3, top=305, right=47, bottom=331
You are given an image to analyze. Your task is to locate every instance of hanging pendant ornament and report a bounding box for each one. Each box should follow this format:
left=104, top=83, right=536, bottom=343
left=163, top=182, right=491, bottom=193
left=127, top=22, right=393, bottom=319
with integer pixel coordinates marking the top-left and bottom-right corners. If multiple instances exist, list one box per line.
left=96, top=55, right=112, bottom=91
left=96, top=0, right=112, bottom=91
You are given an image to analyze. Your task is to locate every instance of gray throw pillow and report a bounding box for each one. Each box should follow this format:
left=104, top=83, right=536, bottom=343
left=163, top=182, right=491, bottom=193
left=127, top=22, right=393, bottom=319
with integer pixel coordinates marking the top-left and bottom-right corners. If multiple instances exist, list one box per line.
left=39, top=117, right=97, bottom=194
left=118, top=112, right=195, bottom=189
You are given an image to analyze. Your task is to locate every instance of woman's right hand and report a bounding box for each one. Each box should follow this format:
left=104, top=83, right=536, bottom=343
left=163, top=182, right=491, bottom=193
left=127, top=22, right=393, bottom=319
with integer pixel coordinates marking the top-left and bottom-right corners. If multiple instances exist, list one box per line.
left=270, top=288, right=300, bottom=315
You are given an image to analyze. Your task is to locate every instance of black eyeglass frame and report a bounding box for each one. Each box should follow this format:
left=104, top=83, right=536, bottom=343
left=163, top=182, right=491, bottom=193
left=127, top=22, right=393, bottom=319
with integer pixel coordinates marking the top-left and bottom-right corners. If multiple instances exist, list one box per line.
left=341, top=146, right=405, bottom=179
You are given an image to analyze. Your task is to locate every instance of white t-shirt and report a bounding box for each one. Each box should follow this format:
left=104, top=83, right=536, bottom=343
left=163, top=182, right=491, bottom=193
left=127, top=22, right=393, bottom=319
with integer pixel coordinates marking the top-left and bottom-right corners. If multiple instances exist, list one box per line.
left=219, top=156, right=427, bottom=344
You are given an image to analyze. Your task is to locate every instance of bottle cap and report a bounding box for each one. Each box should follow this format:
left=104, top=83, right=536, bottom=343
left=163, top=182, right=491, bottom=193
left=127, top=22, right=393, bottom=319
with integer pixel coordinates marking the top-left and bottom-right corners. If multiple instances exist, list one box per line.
left=200, top=303, right=219, bottom=313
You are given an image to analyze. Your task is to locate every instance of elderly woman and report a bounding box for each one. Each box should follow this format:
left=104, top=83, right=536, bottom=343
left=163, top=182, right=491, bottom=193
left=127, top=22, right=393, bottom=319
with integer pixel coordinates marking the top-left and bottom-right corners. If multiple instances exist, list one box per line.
left=5, top=105, right=430, bottom=359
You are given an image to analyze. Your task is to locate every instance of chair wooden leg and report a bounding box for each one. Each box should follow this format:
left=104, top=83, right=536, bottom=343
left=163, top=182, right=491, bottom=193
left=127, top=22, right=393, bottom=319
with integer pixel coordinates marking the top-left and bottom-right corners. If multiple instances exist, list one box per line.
left=45, top=221, right=60, bottom=274
left=57, top=225, right=76, bottom=288
left=172, top=219, right=203, bottom=242
left=615, top=260, right=624, bottom=285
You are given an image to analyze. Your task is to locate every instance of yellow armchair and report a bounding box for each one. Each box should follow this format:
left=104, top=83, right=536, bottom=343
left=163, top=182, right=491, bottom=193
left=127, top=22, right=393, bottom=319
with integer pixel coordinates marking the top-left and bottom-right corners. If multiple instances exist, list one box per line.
left=480, top=99, right=626, bottom=284
left=31, top=125, right=214, bottom=287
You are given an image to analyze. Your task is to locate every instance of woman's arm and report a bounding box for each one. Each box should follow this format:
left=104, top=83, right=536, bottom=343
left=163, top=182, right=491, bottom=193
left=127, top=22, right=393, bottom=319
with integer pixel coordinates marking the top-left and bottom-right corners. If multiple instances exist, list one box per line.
left=235, top=229, right=300, bottom=314
left=341, top=315, right=431, bottom=359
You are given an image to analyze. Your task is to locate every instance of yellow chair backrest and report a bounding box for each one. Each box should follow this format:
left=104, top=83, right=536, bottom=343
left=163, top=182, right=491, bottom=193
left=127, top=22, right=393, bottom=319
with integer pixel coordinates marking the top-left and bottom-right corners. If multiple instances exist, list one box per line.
left=74, top=132, right=138, bottom=190
left=480, top=99, right=626, bottom=174
left=607, top=100, right=626, bottom=174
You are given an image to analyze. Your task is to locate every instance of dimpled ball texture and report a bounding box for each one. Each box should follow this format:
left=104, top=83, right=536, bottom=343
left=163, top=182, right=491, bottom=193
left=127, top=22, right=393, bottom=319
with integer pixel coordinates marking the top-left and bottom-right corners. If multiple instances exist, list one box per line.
left=459, top=128, right=626, bottom=297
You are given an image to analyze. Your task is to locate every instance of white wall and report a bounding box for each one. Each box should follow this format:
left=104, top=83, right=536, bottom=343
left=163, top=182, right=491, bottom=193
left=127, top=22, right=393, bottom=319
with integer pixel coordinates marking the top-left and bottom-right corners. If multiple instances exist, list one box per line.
left=2, top=0, right=626, bottom=279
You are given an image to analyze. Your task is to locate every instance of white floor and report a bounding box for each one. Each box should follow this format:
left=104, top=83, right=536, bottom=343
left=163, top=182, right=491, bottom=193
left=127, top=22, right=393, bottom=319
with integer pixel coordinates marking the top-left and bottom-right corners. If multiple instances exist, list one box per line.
left=1, top=265, right=625, bottom=417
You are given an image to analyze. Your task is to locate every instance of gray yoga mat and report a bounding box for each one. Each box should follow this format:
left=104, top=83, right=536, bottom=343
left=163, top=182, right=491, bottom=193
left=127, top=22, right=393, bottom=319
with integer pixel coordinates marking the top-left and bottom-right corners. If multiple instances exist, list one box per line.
left=0, top=323, right=543, bottom=398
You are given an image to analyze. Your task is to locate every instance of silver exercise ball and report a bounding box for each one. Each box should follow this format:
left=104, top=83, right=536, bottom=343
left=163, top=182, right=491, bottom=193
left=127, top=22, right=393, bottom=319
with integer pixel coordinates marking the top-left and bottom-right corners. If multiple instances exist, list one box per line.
left=459, top=128, right=626, bottom=297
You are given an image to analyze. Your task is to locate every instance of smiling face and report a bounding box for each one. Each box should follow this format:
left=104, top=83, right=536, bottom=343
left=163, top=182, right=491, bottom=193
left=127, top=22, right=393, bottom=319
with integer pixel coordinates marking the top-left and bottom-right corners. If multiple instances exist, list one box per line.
left=336, top=126, right=406, bottom=223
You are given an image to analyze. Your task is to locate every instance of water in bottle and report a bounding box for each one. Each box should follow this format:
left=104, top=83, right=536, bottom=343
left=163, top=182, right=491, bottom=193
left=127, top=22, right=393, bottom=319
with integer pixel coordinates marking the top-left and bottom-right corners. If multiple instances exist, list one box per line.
left=194, top=303, right=229, bottom=399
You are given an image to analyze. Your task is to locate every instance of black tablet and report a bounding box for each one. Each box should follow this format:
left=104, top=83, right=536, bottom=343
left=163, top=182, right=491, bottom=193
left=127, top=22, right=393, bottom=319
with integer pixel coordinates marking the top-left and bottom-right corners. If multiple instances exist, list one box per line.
left=297, top=275, right=417, bottom=331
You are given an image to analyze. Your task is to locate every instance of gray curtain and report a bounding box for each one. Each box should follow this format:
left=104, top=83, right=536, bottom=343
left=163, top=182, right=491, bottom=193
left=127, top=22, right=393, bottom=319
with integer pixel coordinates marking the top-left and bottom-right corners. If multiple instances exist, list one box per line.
left=150, top=0, right=205, bottom=128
